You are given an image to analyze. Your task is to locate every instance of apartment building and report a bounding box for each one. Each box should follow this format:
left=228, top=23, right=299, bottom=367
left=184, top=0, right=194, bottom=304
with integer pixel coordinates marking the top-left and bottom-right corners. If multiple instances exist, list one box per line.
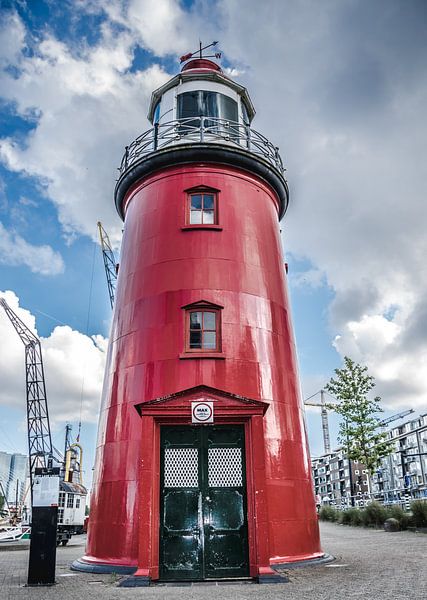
left=312, top=449, right=369, bottom=505
left=372, top=413, right=427, bottom=500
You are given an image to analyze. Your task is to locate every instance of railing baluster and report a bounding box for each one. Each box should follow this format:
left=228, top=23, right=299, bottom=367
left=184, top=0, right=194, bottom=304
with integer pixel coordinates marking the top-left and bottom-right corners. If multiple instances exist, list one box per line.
left=246, top=124, right=251, bottom=152
left=153, top=123, right=159, bottom=151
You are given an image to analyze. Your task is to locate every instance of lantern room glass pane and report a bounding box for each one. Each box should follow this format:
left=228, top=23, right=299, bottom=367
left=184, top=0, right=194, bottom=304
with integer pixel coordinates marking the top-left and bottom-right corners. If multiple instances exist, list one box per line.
left=177, top=92, right=238, bottom=123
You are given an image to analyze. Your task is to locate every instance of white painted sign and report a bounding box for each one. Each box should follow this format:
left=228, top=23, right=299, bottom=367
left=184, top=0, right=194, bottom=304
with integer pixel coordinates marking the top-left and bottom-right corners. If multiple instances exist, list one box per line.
left=33, top=474, right=60, bottom=507
left=191, top=401, right=214, bottom=424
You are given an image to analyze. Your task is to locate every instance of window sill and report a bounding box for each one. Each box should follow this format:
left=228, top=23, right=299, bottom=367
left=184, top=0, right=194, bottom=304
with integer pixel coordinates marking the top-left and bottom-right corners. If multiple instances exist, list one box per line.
left=179, top=352, right=225, bottom=360
left=181, top=225, right=223, bottom=231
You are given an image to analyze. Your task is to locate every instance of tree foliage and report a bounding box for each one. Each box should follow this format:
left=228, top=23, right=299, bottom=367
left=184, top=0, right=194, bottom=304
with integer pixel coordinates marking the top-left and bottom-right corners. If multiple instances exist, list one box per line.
left=325, top=356, right=393, bottom=474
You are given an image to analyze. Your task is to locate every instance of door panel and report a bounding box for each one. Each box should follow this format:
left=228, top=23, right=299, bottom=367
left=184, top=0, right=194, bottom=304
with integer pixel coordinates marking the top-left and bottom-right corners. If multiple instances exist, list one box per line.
left=204, top=427, right=249, bottom=579
left=160, top=425, right=249, bottom=581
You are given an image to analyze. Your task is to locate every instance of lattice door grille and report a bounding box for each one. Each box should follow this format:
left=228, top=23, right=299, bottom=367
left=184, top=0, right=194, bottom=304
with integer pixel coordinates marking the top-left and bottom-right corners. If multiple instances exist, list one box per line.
left=164, top=448, right=199, bottom=487
left=208, top=447, right=243, bottom=487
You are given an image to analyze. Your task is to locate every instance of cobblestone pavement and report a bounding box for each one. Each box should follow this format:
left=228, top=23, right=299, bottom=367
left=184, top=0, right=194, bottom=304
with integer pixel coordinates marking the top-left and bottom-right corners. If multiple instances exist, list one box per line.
left=0, top=522, right=426, bottom=599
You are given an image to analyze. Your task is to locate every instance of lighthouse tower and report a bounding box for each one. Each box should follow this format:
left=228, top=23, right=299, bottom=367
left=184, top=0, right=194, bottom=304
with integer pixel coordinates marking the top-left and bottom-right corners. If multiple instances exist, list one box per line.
left=75, top=50, right=323, bottom=583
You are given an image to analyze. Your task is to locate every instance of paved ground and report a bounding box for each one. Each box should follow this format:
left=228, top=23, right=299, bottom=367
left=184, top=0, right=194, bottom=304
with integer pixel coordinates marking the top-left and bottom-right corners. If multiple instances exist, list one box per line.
left=0, top=522, right=426, bottom=599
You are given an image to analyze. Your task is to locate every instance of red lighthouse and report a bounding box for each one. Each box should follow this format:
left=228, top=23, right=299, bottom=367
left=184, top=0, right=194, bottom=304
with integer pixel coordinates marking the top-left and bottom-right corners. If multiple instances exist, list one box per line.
left=74, top=53, right=323, bottom=583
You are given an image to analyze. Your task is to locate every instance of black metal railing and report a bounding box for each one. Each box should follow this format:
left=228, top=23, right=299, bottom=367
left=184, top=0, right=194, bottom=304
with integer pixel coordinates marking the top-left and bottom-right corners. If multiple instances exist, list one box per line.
left=118, top=117, right=285, bottom=175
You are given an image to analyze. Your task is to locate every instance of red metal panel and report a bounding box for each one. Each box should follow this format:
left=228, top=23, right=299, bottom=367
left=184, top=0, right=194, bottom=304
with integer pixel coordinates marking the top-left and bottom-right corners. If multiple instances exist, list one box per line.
left=84, top=162, right=321, bottom=573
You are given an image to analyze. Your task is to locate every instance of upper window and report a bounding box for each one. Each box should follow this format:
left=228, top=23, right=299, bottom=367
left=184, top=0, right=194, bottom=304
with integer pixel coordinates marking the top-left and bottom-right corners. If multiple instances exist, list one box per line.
left=189, top=192, right=216, bottom=225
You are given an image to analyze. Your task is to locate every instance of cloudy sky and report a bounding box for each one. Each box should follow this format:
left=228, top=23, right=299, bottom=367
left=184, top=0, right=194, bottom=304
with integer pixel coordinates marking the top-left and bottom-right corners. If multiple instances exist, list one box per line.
left=0, top=0, right=426, bottom=483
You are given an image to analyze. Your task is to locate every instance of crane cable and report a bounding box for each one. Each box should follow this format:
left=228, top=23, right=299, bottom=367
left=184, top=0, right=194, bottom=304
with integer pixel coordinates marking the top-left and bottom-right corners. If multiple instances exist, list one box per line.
left=77, top=237, right=97, bottom=442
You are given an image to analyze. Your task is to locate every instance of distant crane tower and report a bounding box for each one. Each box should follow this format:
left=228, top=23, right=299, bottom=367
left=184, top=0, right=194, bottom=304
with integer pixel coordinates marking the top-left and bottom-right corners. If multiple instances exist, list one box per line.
left=97, top=221, right=118, bottom=309
left=0, top=298, right=53, bottom=491
left=304, top=390, right=334, bottom=454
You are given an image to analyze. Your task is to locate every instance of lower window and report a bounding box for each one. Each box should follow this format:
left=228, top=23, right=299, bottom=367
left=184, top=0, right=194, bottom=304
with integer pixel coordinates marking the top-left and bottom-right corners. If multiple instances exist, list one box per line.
left=188, top=309, right=219, bottom=351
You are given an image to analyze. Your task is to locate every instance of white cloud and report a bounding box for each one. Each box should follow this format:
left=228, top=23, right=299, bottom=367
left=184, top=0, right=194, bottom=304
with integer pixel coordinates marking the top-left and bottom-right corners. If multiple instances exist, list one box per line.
left=0, top=11, right=26, bottom=67
left=0, top=290, right=107, bottom=425
left=0, top=221, right=64, bottom=275
left=0, top=10, right=170, bottom=245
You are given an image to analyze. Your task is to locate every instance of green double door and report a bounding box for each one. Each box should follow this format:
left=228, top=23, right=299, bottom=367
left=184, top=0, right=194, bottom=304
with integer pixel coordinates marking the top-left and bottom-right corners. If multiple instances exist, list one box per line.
left=160, top=425, right=249, bottom=581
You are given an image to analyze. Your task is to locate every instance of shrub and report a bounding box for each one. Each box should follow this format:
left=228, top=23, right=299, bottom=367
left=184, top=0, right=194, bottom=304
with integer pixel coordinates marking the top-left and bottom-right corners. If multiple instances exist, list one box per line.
left=362, top=502, right=388, bottom=528
left=411, top=500, right=427, bottom=528
left=360, top=508, right=370, bottom=527
left=339, top=510, right=352, bottom=525
left=319, top=506, right=338, bottom=522
left=350, top=509, right=363, bottom=527
left=386, top=505, right=405, bottom=522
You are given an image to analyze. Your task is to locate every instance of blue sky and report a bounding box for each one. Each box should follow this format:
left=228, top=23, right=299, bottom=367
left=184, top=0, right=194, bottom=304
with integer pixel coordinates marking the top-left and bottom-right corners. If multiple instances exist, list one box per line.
left=1, top=0, right=426, bottom=488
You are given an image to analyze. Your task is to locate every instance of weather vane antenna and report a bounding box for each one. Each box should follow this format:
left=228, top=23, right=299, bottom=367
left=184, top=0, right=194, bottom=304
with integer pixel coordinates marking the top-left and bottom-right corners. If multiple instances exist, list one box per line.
left=179, top=40, right=221, bottom=64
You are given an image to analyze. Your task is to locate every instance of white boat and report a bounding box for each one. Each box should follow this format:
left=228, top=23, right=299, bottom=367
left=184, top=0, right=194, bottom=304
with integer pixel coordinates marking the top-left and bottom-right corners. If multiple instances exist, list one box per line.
left=0, top=526, right=31, bottom=542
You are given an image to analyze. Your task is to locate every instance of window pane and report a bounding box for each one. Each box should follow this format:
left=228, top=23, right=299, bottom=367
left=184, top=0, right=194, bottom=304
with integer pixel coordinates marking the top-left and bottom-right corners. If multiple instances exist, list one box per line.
left=177, top=92, right=200, bottom=119
left=190, top=210, right=202, bottom=224
left=177, top=91, right=237, bottom=122
left=203, top=312, right=216, bottom=330
left=203, top=210, right=214, bottom=224
left=203, top=195, right=214, bottom=209
left=191, top=195, right=202, bottom=209
left=190, top=331, right=202, bottom=348
left=153, top=101, right=161, bottom=124
left=220, top=94, right=238, bottom=122
left=203, top=331, right=216, bottom=349
left=190, top=312, right=202, bottom=328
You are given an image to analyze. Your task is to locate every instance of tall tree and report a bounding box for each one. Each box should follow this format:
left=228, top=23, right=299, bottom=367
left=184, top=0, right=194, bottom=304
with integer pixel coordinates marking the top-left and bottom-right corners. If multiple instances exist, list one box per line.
left=325, top=356, right=393, bottom=475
